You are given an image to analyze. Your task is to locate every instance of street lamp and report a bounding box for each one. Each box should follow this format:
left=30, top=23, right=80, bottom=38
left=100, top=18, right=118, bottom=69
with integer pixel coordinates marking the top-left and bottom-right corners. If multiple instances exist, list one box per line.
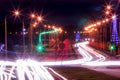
left=31, top=14, right=36, bottom=18
left=22, top=21, right=26, bottom=54
left=37, top=16, right=42, bottom=22
left=106, top=5, right=111, bottom=10
left=30, top=14, right=43, bottom=53
left=30, top=13, right=36, bottom=53
left=5, top=10, right=20, bottom=58
left=4, top=16, right=7, bottom=58
left=14, top=10, right=20, bottom=16
left=14, top=10, right=28, bottom=55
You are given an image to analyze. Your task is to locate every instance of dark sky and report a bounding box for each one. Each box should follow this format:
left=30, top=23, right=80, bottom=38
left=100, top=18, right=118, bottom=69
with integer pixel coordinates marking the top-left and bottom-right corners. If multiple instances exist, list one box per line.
left=2, top=0, right=120, bottom=43
left=0, top=0, right=113, bottom=35
left=0, top=0, right=107, bottom=24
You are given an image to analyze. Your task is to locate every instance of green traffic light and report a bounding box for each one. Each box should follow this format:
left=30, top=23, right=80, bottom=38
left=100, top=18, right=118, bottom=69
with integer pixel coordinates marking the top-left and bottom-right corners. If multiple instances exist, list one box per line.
left=109, top=44, right=116, bottom=50
left=35, top=44, right=45, bottom=52
left=38, top=46, right=42, bottom=50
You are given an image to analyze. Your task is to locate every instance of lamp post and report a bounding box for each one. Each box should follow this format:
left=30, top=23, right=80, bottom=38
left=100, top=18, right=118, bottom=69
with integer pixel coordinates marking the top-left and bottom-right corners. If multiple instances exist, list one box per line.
left=4, top=17, right=7, bottom=58
left=30, top=13, right=36, bottom=53
left=14, top=10, right=27, bottom=55
left=30, top=22, right=33, bottom=53
left=22, top=21, right=26, bottom=54
left=30, top=14, right=43, bottom=53
left=4, top=10, right=20, bottom=59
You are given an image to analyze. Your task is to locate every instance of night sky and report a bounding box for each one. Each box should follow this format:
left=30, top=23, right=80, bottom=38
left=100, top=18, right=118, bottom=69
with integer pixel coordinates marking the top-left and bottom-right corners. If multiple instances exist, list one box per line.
left=0, top=0, right=106, bottom=25
left=0, top=0, right=112, bottom=42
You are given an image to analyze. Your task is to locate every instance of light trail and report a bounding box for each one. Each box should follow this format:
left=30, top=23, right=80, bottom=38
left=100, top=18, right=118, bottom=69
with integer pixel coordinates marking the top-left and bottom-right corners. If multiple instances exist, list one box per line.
left=47, top=67, right=67, bottom=80
left=82, top=61, right=120, bottom=66
left=77, top=45, right=93, bottom=62
left=78, top=42, right=106, bottom=62
left=40, top=41, right=120, bottom=67
left=0, top=60, right=54, bottom=80
left=0, top=41, right=120, bottom=80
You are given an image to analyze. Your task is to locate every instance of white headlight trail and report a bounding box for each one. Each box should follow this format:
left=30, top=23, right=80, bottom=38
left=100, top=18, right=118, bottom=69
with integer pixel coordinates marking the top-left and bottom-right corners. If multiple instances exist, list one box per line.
left=0, top=41, right=120, bottom=80
left=0, top=60, right=54, bottom=80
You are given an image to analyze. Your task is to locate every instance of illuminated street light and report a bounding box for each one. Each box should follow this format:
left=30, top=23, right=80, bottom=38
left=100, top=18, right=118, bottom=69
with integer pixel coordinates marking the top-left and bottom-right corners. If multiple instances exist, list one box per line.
left=30, top=15, right=43, bottom=53
left=48, top=25, right=51, bottom=29
left=14, top=10, right=20, bottom=16
left=33, top=24, right=36, bottom=27
left=30, top=13, right=36, bottom=18
left=5, top=10, right=20, bottom=58
left=30, top=13, right=37, bottom=53
left=58, top=27, right=62, bottom=33
left=30, top=14, right=37, bottom=53
left=44, top=25, right=47, bottom=28
left=106, top=5, right=111, bottom=10
left=65, top=31, right=67, bottom=34
left=105, top=18, right=109, bottom=22
left=112, top=15, right=116, bottom=19
left=105, top=11, right=110, bottom=15
left=14, top=10, right=26, bottom=54
left=102, top=20, right=105, bottom=23
left=37, top=16, right=42, bottom=22
left=32, top=22, right=38, bottom=27
left=94, top=24, right=97, bottom=26
left=34, top=22, right=38, bottom=25
left=52, top=26, right=55, bottom=29
left=97, top=22, right=101, bottom=25
left=85, top=27, right=88, bottom=31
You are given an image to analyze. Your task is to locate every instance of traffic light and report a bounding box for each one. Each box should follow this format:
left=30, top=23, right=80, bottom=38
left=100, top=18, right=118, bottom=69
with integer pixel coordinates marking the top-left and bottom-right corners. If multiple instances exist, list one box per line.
left=35, top=44, right=45, bottom=52
left=109, top=44, right=116, bottom=50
